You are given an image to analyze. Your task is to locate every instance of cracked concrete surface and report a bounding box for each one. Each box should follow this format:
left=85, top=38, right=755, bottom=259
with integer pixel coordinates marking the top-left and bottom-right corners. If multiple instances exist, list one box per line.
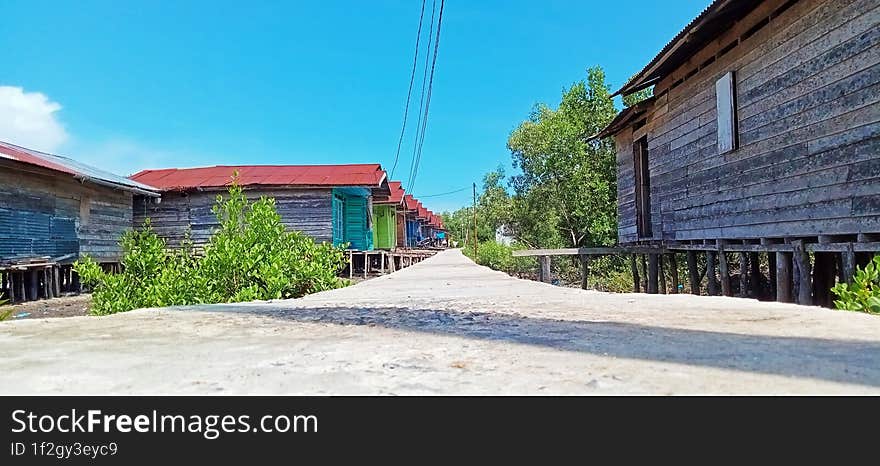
left=1, top=249, right=879, bottom=394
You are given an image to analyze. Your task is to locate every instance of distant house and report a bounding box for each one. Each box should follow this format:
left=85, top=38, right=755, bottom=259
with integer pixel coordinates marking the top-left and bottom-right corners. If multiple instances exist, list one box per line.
left=130, top=164, right=390, bottom=251
left=372, top=181, right=406, bottom=249
left=592, top=0, right=880, bottom=303
left=403, top=195, right=423, bottom=247
left=0, top=140, right=159, bottom=264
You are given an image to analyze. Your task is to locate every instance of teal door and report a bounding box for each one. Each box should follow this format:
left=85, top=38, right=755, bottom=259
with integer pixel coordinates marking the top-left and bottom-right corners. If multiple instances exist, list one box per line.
left=332, top=194, right=344, bottom=246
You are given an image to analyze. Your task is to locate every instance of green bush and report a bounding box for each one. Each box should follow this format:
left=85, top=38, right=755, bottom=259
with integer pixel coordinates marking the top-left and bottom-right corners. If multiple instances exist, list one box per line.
left=0, top=295, right=12, bottom=321
left=75, top=181, right=348, bottom=315
left=463, top=240, right=533, bottom=275
left=832, top=255, right=880, bottom=314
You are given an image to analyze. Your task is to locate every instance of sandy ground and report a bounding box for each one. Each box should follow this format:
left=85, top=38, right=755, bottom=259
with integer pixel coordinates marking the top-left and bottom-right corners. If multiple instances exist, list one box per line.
left=1, top=249, right=879, bottom=395
left=3, top=294, right=92, bottom=320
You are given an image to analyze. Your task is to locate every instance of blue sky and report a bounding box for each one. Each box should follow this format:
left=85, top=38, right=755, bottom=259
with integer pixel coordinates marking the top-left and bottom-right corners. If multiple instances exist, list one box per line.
left=0, top=0, right=706, bottom=212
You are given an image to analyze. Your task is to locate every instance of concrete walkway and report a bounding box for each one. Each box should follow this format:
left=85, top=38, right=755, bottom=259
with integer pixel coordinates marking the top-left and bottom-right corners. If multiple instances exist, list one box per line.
left=2, top=249, right=879, bottom=394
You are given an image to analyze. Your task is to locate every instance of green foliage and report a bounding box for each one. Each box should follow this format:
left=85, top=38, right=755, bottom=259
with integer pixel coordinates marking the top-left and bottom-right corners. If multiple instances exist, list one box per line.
left=832, top=255, right=880, bottom=314
left=622, top=86, right=653, bottom=108
left=508, top=67, right=618, bottom=249
left=463, top=240, right=534, bottom=276
left=0, top=295, right=12, bottom=321
left=75, top=181, right=348, bottom=315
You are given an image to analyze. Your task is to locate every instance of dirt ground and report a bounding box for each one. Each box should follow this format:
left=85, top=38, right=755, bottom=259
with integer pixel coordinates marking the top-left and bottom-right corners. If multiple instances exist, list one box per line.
left=1, top=249, right=879, bottom=395
left=3, top=294, right=92, bottom=320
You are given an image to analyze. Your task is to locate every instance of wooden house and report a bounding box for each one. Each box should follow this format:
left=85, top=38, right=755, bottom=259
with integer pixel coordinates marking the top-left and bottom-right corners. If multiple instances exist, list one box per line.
left=593, top=0, right=880, bottom=304
left=372, top=181, right=406, bottom=250
left=0, top=140, right=159, bottom=302
left=403, top=195, right=423, bottom=247
left=130, top=164, right=390, bottom=251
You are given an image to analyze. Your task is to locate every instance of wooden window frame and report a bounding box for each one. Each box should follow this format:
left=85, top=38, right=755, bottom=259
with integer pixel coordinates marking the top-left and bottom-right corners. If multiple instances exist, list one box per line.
left=633, top=136, right=652, bottom=239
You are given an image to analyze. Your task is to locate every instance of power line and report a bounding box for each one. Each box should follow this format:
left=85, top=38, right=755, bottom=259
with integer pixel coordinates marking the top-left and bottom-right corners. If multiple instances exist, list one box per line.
left=407, top=0, right=436, bottom=189
left=408, top=0, right=445, bottom=193
left=389, top=0, right=427, bottom=180
left=414, top=186, right=469, bottom=198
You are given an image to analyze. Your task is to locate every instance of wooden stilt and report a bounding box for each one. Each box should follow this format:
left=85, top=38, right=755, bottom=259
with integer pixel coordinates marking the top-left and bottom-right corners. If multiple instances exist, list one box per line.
left=657, top=254, right=666, bottom=294
left=739, top=252, right=749, bottom=298
left=580, top=255, right=590, bottom=290
left=841, top=244, right=856, bottom=284
left=6, top=272, right=15, bottom=303
left=717, top=242, right=731, bottom=297
left=776, top=251, right=792, bottom=303
left=768, top=251, right=777, bottom=299
left=27, top=270, right=38, bottom=301
left=706, top=251, right=719, bottom=296
left=53, top=266, right=60, bottom=297
left=380, top=252, right=385, bottom=274
left=539, top=256, right=551, bottom=284
left=640, top=254, right=648, bottom=293
left=363, top=252, right=369, bottom=279
left=668, top=253, right=679, bottom=294
left=686, top=251, right=699, bottom=295
left=18, top=272, right=27, bottom=301
left=647, top=254, right=659, bottom=294
left=348, top=252, right=354, bottom=279
left=630, top=254, right=640, bottom=293
left=792, top=240, right=812, bottom=306
left=749, top=252, right=761, bottom=299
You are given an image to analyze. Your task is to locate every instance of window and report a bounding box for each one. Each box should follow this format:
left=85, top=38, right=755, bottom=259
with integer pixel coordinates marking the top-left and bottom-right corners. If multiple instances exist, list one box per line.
left=633, top=136, right=652, bottom=238
left=716, top=71, right=738, bottom=153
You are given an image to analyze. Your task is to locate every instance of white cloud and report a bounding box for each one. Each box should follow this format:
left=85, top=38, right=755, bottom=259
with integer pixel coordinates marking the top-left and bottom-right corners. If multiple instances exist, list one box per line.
left=0, top=86, right=69, bottom=152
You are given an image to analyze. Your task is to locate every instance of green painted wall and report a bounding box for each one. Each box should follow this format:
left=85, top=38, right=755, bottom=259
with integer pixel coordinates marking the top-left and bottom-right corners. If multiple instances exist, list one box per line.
left=372, top=204, right=396, bottom=249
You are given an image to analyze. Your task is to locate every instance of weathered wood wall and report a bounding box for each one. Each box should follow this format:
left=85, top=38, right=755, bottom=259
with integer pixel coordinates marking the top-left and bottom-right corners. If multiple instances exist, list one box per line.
left=134, top=188, right=333, bottom=248
left=0, top=159, right=132, bottom=262
left=617, top=0, right=880, bottom=243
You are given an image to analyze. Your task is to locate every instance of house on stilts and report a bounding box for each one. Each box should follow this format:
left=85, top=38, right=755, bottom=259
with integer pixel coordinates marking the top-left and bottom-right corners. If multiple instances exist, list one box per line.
left=589, top=0, right=880, bottom=305
left=0, top=140, right=159, bottom=302
left=129, top=164, right=391, bottom=251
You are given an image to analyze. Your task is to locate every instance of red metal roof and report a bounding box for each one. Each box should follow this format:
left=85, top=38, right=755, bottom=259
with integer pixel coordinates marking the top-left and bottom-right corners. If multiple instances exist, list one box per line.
left=375, top=181, right=405, bottom=205
left=130, top=164, right=387, bottom=191
left=0, top=140, right=159, bottom=195
left=403, top=194, right=419, bottom=211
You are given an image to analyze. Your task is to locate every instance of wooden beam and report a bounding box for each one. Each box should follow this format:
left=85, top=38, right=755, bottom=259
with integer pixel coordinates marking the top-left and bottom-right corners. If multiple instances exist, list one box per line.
left=580, top=255, right=590, bottom=290
left=717, top=241, right=731, bottom=297
left=539, top=256, right=551, bottom=283
left=658, top=254, right=667, bottom=294
left=630, top=254, right=640, bottom=293
left=640, top=254, right=648, bottom=293
left=776, top=251, right=792, bottom=303
left=792, top=240, right=812, bottom=306
left=841, top=244, right=856, bottom=284
left=686, top=251, right=699, bottom=295
left=668, top=253, right=679, bottom=294
left=647, top=254, right=659, bottom=294
left=749, top=252, right=761, bottom=299
left=706, top=251, right=719, bottom=296
left=513, top=246, right=668, bottom=257
left=739, top=252, right=749, bottom=298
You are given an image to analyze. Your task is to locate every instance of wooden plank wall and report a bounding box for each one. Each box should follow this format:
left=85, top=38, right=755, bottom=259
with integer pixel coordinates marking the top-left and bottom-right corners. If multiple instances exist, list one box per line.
left=617, top=0, right=880, bottom=244
left=0, top=159, right=132, bottom=262
left=134, top=188, right=334, bottom=248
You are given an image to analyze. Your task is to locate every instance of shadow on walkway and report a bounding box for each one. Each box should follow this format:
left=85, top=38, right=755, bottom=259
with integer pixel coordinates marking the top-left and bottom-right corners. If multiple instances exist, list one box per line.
left=189, top=303, right=880, bottom=387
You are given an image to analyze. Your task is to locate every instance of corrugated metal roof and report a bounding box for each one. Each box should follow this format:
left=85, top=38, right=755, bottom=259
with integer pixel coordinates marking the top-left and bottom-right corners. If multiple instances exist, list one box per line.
left=130, top=164, right=388, bottom=191
left=0, top=140, right=160, bottom=195
left=375, top=181, right=406, bottom=205
left=613, top=0, right=762, bottom=97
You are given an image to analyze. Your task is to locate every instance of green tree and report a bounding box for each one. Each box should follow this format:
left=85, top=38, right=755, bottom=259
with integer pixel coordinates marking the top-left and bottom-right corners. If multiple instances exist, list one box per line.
left=507, top=66, right=618, bottom=248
